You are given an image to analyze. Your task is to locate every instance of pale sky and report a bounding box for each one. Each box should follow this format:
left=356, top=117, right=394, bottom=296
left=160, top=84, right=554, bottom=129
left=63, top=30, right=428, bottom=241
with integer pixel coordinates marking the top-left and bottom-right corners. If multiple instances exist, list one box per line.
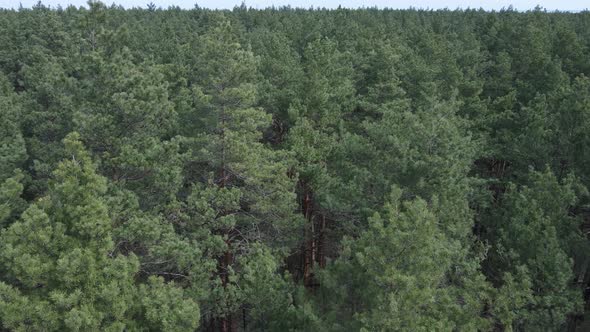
left=0, top=0, right=587, bottom=11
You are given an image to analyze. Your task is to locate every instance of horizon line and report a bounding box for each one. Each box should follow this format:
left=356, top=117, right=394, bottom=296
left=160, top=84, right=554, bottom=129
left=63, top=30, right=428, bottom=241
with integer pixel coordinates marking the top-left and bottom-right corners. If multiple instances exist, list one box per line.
left=2, top=1, right=589, bottom=12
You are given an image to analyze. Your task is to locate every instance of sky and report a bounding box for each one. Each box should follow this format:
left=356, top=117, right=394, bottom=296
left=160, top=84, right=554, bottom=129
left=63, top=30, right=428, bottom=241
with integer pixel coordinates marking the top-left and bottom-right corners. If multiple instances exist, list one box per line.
left=0, top=0, right=587, bottom=11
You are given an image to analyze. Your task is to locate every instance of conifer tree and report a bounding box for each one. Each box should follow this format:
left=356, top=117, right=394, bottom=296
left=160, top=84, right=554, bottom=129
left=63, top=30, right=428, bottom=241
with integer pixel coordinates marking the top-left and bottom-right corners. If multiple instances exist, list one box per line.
left=318, top=187, right=490, bottom=331
left=286, top=36, right=355, bottom=287
left=486, top=170, right=587, bottom=330
left=0, top=76, right=27, bottom=182
left=0, top=133, right=198, bottom=331
left=181, top=17, right=300, bottom=330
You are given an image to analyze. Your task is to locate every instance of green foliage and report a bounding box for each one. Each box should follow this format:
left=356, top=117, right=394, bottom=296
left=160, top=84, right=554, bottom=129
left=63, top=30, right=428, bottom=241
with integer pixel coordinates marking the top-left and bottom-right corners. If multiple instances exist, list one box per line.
left=488, top=170, right=587, bottom=330
left=318, top=187, right=490, bottom=331
left=0, top=133, right=198, bottom=331
left=0, top=76, right=27, bottom=181
left=137, top=276, right=200, bottom=332
left=73, top=48, right=182, bottom=209
left=1, top=4, right=590, bottom=330
left=0, top=171, right=25, bottom=227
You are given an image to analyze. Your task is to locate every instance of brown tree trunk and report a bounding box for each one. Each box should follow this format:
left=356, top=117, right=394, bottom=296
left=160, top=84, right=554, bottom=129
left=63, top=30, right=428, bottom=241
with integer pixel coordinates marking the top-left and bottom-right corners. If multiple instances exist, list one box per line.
left=317, top=215, right=326, bottom=268
left=217, top=239, right=235, bottom=332
left=300, top=182, right=324, bottom=290
left=216, top=106, right=237, bottom=332
left=218, top=314, right=238, bottom=332
left=302, top=187, right=314, bottom=288
left=220, top=318, right=228, bottom=332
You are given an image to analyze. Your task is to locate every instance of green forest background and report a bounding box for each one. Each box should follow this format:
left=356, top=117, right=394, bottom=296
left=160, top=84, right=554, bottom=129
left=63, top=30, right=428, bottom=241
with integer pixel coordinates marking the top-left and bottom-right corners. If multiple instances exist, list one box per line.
left=1, top=2, right=590, bottom=331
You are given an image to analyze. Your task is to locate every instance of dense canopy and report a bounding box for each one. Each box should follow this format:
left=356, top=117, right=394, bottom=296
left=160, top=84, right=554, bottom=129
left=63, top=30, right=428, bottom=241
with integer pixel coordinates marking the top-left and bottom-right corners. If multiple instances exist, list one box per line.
left=1, top=2, right=590, bottom=331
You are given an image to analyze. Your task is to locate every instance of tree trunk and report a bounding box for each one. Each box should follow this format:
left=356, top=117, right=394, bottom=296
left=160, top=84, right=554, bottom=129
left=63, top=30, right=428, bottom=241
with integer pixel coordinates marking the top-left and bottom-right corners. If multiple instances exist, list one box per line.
left=317, top=215, right=326, bottom=269
left=214, top=103, right=238, bottom=332
left=302, top=187, right=314, bottom=288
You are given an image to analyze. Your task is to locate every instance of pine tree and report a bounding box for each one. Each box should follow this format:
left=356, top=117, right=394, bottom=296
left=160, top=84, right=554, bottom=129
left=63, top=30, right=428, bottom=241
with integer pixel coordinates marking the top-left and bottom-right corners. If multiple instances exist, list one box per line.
left=318, top=187, right=490, bottom=331
left=73, top=46, right=182, bottom=209
left=181, top=17, right=300, bottom=330
left=286, top=36, right=355, bottom=288
left=486, top=169, right=587, bottom=330
left=0, top=74, right=27, bottom=227
left=0, top=75, right=27, bottom=182
left=0, top=133, right=199, bottom=331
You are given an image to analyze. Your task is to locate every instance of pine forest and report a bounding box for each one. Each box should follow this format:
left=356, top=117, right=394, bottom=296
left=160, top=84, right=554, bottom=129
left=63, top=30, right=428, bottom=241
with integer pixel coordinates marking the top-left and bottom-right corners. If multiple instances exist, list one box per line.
left=1, top=2, right=590, bottom=331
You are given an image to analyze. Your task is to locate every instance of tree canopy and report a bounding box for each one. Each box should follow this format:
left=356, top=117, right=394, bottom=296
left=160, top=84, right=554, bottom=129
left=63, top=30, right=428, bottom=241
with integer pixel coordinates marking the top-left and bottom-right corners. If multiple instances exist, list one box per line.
left=1, top=2, right=590, bottom=331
